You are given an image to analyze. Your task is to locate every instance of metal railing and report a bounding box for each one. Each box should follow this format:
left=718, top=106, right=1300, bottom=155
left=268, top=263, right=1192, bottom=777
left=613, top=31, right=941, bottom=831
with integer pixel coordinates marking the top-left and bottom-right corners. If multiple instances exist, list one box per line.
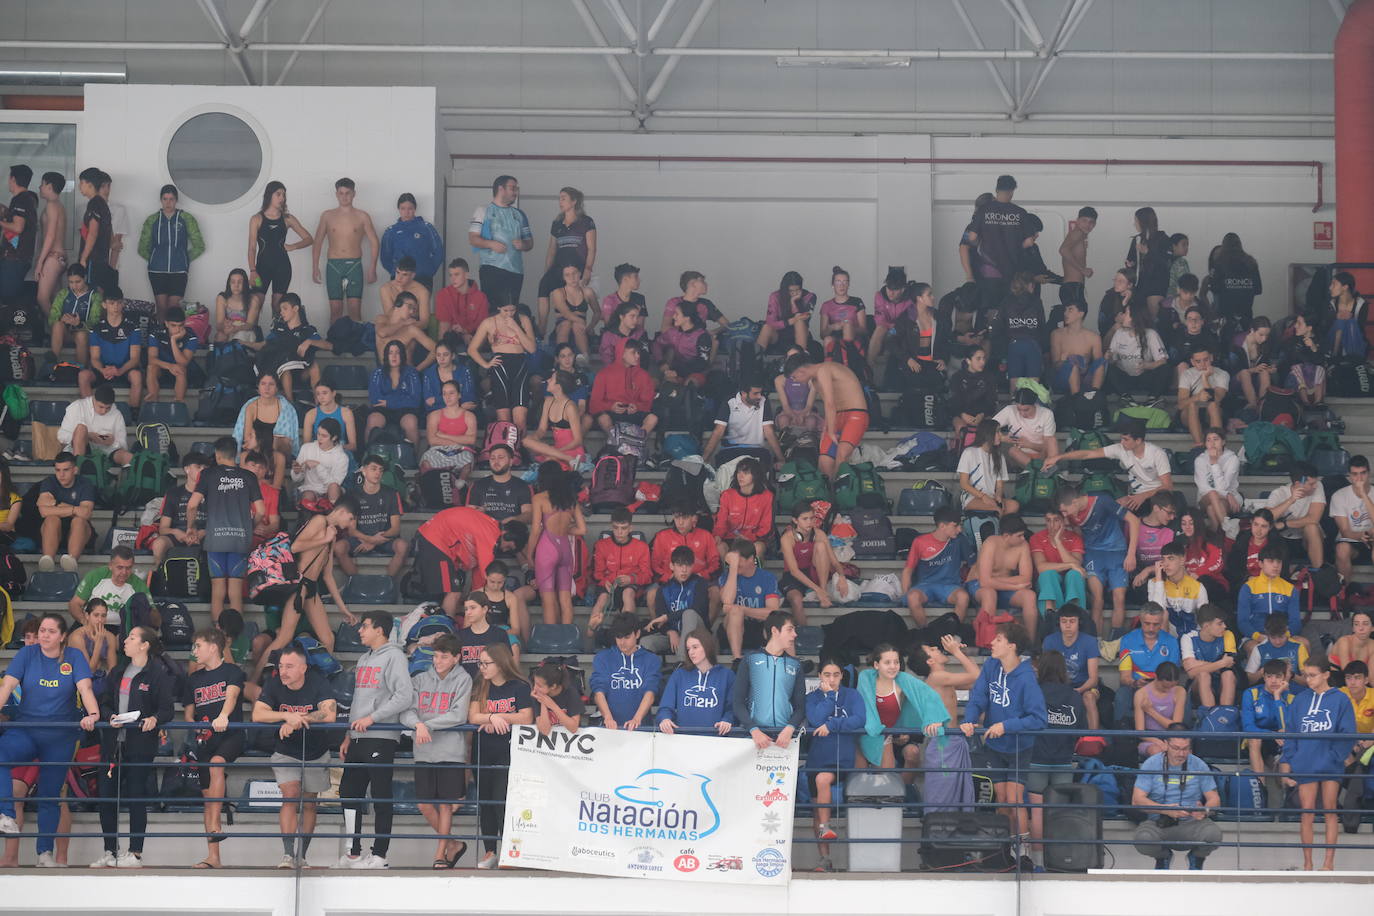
left=0, top=720, right=1370, bottom=874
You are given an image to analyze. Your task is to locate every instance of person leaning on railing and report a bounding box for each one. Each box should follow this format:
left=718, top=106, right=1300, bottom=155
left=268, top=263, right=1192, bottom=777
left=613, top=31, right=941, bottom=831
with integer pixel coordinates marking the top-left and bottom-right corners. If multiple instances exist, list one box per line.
left=0, top=612, right=100, bottom=868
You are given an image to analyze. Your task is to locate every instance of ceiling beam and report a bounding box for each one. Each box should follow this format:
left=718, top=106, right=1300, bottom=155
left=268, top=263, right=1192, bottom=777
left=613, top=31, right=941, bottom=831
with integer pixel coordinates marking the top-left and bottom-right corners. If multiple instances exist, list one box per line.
left=273, top=0, right=333, bottom=85
left=1015, top=0, right=1094, bottom=117
left=195, top=0, right=256, bottom=85
left=601, top=0, right=639, bottom=43
left=237, top=0, right=280, bottom=39
left=949, top=0, right=1017, bottom=110
left=646, top=0, right=679, bottom=42
left=571, top=0, right=640, bottom=105
left=645, top=0, right=715, bottom=106
left=998, top=0, right=1046, bottom=50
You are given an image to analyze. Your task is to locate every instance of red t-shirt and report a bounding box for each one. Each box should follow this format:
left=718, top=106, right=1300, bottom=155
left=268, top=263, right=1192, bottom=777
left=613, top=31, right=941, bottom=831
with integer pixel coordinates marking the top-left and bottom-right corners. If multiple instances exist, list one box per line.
left=435, top=283, right=491, bottom=337
left=418, top=507, right=499, bottom=574
left=1029, top=528, right=1084, bottom=565
left=253, top=482, right=281, bottom=548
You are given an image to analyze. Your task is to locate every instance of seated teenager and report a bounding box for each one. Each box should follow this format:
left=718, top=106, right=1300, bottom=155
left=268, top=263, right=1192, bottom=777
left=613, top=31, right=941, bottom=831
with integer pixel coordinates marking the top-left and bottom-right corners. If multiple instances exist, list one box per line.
left=48, top=264, right=102, bottom=362
left=1104, top=300, right=1170, bottom=396
left=58, top=385, right=133, bottom=467
left=522, top=372, right=586, bottom=472
left=588, top=509, right=652, bottom=627
left=903, top=506, right=969, bottom=625
left=1176, top=347, right=1229, bottom=449
left=713, top=456, right=774, bottom=559
left=646, top=548, right=710, bottom=660
left=757, top=270, right=817, bottom=354
left=1181, top=604, right=1238, bottom=709
left=144, top=306, right=200, bottom=403
left=719, top=540, right=782, bottom=658
left=149, top=452, right=207, bottom=570
left=966, top=513, right=1038, bottom=640
left=777, top=500, right=841, bottom=628
left=335, top=454, right=408, bottom=579
left=422, top=380, right=479, bottom=480
left=76, top=289, right=143, bottom=413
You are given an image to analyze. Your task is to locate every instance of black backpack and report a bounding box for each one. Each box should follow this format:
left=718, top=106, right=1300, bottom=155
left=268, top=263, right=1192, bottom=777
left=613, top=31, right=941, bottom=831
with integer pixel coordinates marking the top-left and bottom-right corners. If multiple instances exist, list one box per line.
left=150, top=546, right=210, bottom=600
left=418, top=468, right=463, bottom=510
left=850, top=508, right=897, bottom=559
left=653, top=383, right=706, bottom=433
left=194, top=381, right=248, bottom=427
left=0, top=545, right=26, bottom=596
left=157, top=601, right=195, bottom=650
left=1054, top=391, right=1110, bottom=430
left=659, top=461, right=711, bottom=518
left=0, top=344, right=35, bottom=382
left=0, top=302, right=44, bottom=345
left=897, top=390, right=950, bottom=430
left=326, top=317, right=369, bottom=356
left=1329, top=360, right=1374, bottom=398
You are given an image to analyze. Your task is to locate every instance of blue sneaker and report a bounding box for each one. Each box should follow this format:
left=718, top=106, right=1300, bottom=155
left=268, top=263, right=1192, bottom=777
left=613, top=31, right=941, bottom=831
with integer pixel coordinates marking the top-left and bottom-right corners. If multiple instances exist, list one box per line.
left=1154, top=856, right=1171, bottom=870
left=1186, top=854, right=1204, bottom=870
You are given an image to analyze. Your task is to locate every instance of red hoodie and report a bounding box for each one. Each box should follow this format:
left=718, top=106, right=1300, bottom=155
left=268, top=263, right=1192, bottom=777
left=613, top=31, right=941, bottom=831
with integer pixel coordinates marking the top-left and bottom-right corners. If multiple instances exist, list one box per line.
left=650, top=525, right=721, bottom=583
left=593, top=533, right=652, bottom=587
left=589, top=337, right=656, bottom=416
left=714, top=488, right=775, bottom=543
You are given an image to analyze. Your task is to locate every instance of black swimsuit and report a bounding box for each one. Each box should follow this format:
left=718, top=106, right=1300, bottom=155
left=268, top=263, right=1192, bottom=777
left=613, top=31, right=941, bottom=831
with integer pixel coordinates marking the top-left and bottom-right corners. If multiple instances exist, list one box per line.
left=255, top=213, right=291, bottom=295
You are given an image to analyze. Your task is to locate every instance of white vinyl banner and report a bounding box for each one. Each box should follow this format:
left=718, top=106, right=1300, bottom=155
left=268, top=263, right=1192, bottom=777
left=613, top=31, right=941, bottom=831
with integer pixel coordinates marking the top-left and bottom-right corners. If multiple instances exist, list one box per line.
left=500, top=725, right=800, bottom=884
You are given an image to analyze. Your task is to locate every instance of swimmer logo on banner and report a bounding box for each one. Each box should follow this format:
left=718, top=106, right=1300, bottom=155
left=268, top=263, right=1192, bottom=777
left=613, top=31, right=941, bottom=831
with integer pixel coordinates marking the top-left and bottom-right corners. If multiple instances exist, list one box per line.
left=501, top=726, right=799, bottom=884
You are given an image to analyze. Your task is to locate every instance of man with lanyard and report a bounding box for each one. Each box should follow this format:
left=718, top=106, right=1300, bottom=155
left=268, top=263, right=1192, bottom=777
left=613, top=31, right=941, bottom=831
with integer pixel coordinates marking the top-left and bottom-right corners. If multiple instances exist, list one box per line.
left=1131, top=725, right=1222, bottom=870
left=467, top=175, right=532, bottom=308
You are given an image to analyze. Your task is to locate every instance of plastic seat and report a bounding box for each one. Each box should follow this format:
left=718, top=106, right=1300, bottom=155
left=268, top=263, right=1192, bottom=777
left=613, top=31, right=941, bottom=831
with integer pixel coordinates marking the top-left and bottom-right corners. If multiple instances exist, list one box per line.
left=26, top=571, right=78, bottom=603
left=341, top=573, right=398, bottom=605
left=795, top=625, right=824, bottom=657
left=322, top=364, right=371, bottom=392
left=138, top=401, right=191, bottom=428
left=525, top=623, right=583, bottom=655
left=29, top=400, right=67, bottom=426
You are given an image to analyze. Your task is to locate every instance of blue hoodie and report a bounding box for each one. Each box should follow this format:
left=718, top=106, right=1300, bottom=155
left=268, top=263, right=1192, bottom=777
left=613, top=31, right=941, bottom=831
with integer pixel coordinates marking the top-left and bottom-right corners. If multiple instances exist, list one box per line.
left=655, top=664, right=735, bottom=731
left=1241, top=684, right=1295, bottom=734
left=1281, top=687, right=1357, bottom=779
left=380, top=216, right=445, bottom=279
left=590, top=646, right=662, bottom=726
left=804, top=685, right=866, bottom=772
left=963, top=656, right=1048, bottom=754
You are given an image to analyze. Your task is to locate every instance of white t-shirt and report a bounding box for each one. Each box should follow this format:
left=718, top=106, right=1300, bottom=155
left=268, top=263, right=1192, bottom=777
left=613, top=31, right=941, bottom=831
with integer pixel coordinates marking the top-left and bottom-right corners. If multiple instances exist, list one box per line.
left=292, top=442, right=350, bottom=493
left=1107, top=328, right=1166, bottom=375
left=57, top=396, right=128, bottom=454
left=1330, top=485, right=1374, bottom=542
left=993, top=404, right=1056, bottom=450
left=957, top=446, right=1007, bottom=506
left=1193, top=450, right=1241, bottom=499
left=1264, top=481, right=1327, bottom=536
left=1178, top=366, right=1231, bottom=396
left=1103, top=441, right=1172, bottom=495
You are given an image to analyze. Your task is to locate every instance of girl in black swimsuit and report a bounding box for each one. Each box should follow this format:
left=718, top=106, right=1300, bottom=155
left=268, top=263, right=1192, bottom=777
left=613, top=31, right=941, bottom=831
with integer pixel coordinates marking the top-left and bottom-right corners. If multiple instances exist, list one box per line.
left=247, top=181, right=313, bottom=319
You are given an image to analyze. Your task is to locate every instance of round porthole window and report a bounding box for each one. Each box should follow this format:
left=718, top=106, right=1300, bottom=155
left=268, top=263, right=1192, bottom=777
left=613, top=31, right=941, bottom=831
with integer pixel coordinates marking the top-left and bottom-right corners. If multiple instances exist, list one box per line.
left=165, top=112, right=264, bottom=206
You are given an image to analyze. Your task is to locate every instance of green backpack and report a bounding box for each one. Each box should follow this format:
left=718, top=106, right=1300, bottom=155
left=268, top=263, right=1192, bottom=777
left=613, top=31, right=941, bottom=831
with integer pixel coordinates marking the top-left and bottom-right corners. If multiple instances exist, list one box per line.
left=76, top=450, right=119, bottom=508
left=116, top=450, right=172, bottom=510
left=2, top=384, right=28, bottom=421
left=1014, top=461, right=1060, bottom=513
left=776, top=461, right=831, bottom=515
left=1113, top=404, right=1173, bottom=430
left=1304, top=430, right=1342, bottom=455
left=833, top=461, right=888, bottom=511
left=1081, top=471, right=1126, bottom=499
left=1066, top=429, right=1116, bottom=473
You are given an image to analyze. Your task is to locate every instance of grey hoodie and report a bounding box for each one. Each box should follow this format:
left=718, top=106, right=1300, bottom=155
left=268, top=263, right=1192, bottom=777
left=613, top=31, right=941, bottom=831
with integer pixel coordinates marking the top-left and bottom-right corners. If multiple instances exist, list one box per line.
left=349, top=642, right=416, bottom=741
left=399, top=664, right=474, bottom=763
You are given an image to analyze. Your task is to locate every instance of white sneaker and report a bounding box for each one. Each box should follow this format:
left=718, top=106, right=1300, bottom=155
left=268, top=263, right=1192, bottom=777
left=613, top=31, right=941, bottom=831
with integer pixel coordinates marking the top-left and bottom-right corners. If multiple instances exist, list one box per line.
left=476, top=852, right=498, bottom=870
left=277, top=854, right=297, bottom=869
left=88, top=850, right=117, bottom=869
left=352, top=853, right=389, bottom=869
left=59, top=554, right=78, bottom=572
left=36, top=556, right=54, bottom=573
left=0, top=814, right=17, bottom=835
left=35, top=851, right=62, bottom=868
left=114, top=851, right=142, bottom=869
left=336, top=853, right=361, bottom=869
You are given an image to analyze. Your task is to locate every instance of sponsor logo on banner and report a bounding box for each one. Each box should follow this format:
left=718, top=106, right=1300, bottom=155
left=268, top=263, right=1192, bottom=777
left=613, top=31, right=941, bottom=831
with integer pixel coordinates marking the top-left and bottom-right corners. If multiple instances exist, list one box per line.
left=576, top=768, right=721, bottom=841
left=755, top=788, right=789, bottom=808
left=506, top=727, right=797, bottom=883
left=753, top=848, right=786, bottom=878
left=627, top=846, right=664, bottom=873
left=707, top=855, right=744, bottom=871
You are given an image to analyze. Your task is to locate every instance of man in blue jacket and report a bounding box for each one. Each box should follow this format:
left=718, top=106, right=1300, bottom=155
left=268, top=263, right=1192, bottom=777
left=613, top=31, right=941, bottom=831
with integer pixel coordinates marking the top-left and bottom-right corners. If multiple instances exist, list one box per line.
left=960, top=621, right=1047, bottom=838
left=589, top=613, right=661, bottom=731
left=734, top=610, right=805, bottom=750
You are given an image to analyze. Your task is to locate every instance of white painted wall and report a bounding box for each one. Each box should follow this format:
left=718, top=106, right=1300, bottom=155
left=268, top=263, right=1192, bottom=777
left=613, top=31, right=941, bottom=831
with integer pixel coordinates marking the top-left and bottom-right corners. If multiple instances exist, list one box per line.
left=79, top=84, right=438, bottom=321
left=448, top=130, right=1332, bottom=325
left=0, top=870, right=1367, bottom=915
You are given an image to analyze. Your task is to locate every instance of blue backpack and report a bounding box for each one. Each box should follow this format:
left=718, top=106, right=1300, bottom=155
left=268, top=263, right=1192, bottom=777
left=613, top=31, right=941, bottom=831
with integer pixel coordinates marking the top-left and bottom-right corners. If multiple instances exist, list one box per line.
left=291, top=635, right=342, bottom=678
left=1074, top=756, right=1121, bottom=818
left=1193, top=705, right=1241, bottom=761
left=405, top=611, right=457, bottom=645
left=408, top=645, right=436, bottom=676
left=1219, top=770, right=1268, bottom=821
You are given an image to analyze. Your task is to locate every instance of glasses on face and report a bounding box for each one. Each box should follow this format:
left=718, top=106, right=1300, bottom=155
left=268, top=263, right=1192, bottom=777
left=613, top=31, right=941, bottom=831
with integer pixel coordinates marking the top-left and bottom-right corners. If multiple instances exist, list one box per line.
left=477, top=659, right=494, bottom=668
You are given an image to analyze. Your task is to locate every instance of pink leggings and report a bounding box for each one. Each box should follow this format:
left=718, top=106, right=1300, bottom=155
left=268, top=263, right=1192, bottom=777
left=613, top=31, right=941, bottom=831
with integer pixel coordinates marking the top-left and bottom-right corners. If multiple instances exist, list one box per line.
left=534, top=532, right=574, bottom=592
